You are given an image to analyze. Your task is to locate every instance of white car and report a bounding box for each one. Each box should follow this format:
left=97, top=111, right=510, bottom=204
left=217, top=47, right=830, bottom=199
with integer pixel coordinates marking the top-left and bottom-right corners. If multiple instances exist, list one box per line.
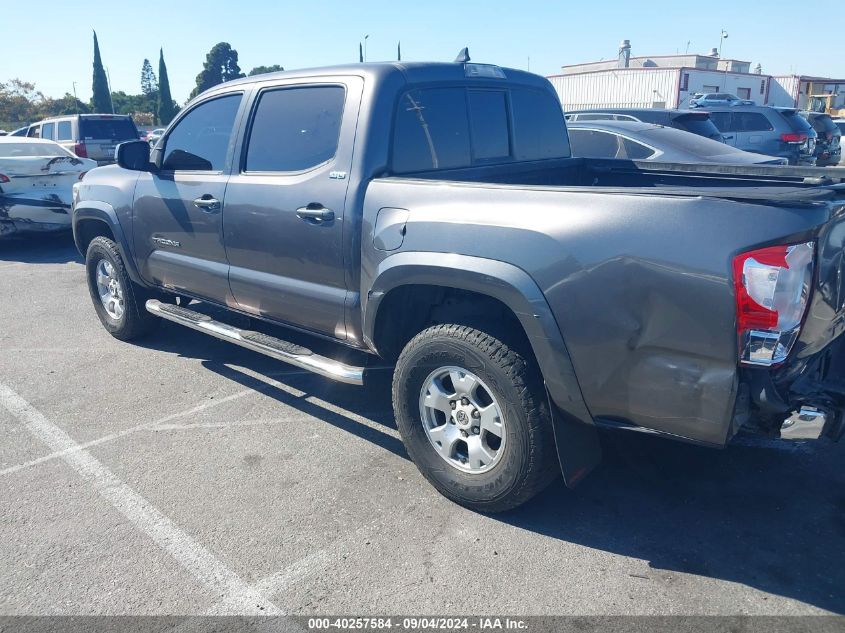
left=0, top=137, right=97, bottom=237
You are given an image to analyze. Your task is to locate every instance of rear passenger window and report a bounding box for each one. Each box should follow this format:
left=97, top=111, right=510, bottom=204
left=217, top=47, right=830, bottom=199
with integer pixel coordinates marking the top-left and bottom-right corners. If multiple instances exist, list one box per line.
left=245, top=86, right=345, bottom=172
left=708, top=111, right=734, bottom=132
left=468, top=90, right=509, bottom=160
left=162, top=94, right=242, bottom=171
left=392, top=88, right=471, bottom=173
left=40, top=122, right=54, bottom=140
left=733, top=112, right=773, bottom=132
left=510, top=89, right=570, bottom=160
left=57, top=121, right=72, bottom=141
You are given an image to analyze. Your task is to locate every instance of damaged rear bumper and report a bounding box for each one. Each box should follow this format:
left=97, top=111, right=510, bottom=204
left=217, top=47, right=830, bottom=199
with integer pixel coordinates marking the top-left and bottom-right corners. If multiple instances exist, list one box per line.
left=739, top=335, right=845, bottom=442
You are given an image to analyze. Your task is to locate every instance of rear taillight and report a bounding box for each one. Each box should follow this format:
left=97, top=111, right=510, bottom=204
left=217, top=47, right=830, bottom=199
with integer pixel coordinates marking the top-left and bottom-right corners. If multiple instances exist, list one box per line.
left=73, top=142, right=88, bottom=158
left=733, top=243, right=814, bottom=366
left=0, top=174, right=9, bottom=183
left=780, top=133, right=808, bottom=143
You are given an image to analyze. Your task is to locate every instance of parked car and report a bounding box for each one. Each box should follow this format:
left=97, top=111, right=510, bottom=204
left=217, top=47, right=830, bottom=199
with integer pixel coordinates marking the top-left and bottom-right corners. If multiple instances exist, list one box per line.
left=697, top=105, right=817, bottom=165
left=834, top=119, right=845, bottom=164
left=567, top=121, right=787, bottom=164
left=566, top=108, right=725, bottom=141
left=145, top=128, right=165, bottom=148
left=72, top=60, right=845, bottom=512
left=690, top=93, right=755, bottom=107
left=566, top=108, right=723, bottom=141
left=0, top=130, right=7, bottom=136
left=36, top=114, right=139, bottom=165
left=0, top=137, right=96, bottom=237
left=800, top=111, right=842, bottom=167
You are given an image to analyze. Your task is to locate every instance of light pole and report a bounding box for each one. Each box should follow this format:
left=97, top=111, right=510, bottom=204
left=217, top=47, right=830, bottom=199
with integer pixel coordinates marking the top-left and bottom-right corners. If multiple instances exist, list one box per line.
left=718, top=30, right=728, bottom=89
left=72, top=82, right=79, bottom=114
left=364, top=34, right=369, bottom=62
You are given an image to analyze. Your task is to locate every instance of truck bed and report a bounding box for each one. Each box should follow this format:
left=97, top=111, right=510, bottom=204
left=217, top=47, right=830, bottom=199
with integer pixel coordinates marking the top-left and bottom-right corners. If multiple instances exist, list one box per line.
left=392, top=157, right=845, bottom=205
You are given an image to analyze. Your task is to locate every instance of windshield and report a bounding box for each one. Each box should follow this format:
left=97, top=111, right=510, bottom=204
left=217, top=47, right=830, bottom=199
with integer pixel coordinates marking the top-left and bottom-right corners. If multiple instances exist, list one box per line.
left=809, top=115, right=838, bottom=135
left=780, top=111, right=814, bottom=133
left=0, top=141, right=71, bottom=158
left=79, top=118, right=138, bottom=141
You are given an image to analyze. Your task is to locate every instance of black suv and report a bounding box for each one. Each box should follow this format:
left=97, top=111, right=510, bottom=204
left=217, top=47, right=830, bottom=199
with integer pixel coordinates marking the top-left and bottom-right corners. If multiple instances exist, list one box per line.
left=565, top=108, right=724, bottom=141
left=800, top=111, right=842, bottom=167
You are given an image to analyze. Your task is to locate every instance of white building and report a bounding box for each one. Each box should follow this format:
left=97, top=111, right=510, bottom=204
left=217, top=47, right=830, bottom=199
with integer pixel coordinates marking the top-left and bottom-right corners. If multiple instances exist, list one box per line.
left=548, top=45, right=769, bottom=111
left=767, top=75, right=845, bottom=111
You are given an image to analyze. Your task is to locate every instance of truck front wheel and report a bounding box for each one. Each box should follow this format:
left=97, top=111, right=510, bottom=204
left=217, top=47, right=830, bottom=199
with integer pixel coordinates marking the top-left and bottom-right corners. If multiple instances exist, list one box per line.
left=392, top=324, right=558, bottom=513
left=85, top=236, right=158, bottom=341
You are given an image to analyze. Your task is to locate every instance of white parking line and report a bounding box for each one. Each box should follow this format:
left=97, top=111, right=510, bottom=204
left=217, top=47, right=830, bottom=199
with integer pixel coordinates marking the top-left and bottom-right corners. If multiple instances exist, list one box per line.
left=0, top=381, right=281, bottom=616
left=0, top=388, right=256, bottom=477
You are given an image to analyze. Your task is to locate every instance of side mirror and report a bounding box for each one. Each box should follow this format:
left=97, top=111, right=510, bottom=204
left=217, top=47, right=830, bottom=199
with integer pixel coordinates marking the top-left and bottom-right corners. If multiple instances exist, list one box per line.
left=116, top=140, right=151, bottom=171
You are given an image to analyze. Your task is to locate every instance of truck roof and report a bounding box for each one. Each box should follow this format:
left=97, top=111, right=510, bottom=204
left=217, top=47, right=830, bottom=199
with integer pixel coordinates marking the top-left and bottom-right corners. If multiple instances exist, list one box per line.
left=207, top=61, right=552, bottom=95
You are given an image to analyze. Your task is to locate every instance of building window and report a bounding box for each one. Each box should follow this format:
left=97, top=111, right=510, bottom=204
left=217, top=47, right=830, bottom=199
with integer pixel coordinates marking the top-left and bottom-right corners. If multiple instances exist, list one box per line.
left=703, top=85, right=719, bottom=94
left=737, top=87, right=751, bottom=100
left=760, top=80, right=766, bottom=95
left=680, top=73, right=689, bottom=91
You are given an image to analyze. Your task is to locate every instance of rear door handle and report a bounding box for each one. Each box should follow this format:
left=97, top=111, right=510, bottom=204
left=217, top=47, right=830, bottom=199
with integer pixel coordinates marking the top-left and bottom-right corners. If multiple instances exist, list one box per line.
left=193, top=195, right=221, bottom=212
left=296, top=205, right=335, bottom=223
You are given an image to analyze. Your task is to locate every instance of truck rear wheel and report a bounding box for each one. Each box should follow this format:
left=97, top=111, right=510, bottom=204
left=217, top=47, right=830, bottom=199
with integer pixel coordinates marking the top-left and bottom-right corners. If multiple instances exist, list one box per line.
left=85, top=236, right=158, bottom=341
left=392, top=324, right=558, bottom=513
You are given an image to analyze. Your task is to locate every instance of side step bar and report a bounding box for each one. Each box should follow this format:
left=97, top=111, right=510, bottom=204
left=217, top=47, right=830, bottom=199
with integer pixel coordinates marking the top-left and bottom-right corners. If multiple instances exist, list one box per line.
left=145, top=299, right=365, bottom=385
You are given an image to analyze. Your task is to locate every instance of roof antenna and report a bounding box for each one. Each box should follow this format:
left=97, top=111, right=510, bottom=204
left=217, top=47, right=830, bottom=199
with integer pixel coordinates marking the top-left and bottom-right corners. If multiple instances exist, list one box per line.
left=454, top=47, right=470, bottom=63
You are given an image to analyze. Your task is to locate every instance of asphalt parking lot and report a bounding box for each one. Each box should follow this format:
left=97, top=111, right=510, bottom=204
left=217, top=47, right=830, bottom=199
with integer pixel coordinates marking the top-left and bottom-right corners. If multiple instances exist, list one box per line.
left=1, top=234, right=844, bottom=617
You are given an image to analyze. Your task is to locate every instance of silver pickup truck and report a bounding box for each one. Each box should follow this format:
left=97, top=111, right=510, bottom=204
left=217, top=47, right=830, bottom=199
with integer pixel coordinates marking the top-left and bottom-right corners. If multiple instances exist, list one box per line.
left=72, top=59, right=845, bottom=512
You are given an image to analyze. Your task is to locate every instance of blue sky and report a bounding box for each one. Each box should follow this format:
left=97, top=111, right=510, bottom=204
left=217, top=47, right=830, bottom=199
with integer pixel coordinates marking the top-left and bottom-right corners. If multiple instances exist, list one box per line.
left=5, top=0, right=840, bottom=104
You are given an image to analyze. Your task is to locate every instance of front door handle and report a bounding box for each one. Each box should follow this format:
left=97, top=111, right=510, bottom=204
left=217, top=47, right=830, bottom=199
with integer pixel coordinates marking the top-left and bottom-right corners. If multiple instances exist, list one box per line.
left=296, top=205, right=335, bottom=224
left=193, top=195, right=221, bottom=212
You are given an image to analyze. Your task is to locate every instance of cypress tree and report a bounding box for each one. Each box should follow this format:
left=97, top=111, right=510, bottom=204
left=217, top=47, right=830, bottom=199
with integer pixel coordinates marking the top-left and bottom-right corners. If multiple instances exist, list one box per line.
left=91, top=31, right=112, bottom=113
left=157, top=48, right=176, bottom=125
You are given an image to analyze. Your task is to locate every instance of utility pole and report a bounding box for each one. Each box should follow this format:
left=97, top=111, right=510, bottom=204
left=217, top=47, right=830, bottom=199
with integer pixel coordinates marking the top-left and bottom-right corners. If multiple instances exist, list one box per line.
left=72, top=82, right=79, bottom=114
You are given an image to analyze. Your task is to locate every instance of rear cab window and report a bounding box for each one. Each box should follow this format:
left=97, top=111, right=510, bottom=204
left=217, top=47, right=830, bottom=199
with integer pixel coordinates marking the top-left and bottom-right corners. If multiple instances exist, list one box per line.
left=391, top=84, right=569, bottom=174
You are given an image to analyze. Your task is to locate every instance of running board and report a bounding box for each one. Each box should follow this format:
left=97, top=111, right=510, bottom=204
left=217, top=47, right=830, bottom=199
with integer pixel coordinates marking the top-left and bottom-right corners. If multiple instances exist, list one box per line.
left=145, top=299, right=365, bottom=385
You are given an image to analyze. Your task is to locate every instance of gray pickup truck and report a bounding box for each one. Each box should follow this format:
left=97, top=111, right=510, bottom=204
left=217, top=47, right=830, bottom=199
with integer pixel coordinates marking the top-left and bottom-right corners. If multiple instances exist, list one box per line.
left=72, top=59, right=845, bottom=512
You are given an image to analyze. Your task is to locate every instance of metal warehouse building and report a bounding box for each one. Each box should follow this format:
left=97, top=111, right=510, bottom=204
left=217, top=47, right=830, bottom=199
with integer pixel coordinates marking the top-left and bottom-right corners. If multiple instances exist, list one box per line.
left=548, top=40, right=845, bottom=113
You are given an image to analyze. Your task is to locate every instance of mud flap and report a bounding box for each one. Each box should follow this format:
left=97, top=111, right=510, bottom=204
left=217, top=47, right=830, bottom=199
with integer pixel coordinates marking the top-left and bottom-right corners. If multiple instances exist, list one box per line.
left=547, top=389, right=602, bottom=487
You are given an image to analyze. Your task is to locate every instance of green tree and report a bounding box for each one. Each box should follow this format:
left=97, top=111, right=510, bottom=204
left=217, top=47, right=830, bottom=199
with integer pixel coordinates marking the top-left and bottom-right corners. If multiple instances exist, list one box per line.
left=190, top=42, right=244, bottom=99
left=248, top=64, right=284, bottom=77
left=91, top=31, right=112, bottom=113
left=157, top=48, right=177, bottom=125
left=141, top=58, right=158, bottom=96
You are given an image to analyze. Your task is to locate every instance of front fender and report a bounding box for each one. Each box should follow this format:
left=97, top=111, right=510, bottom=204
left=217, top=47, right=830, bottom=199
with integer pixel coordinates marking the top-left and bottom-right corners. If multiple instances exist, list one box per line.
left=72, top=201, right=143, bottom=285
left=364, top=252, right=593, bottom=426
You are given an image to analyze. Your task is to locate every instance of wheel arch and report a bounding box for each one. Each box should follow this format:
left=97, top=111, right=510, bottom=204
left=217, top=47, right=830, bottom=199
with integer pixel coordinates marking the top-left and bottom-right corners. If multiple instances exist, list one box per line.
left=73, top=202, right=143, bottom=284
left=364, top=252, right=593, bottom=427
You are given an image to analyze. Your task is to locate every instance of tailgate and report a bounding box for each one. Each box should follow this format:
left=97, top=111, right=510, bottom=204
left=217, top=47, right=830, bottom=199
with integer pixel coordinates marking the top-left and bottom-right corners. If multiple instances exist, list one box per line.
left=794, top=197, right=845, bottom=359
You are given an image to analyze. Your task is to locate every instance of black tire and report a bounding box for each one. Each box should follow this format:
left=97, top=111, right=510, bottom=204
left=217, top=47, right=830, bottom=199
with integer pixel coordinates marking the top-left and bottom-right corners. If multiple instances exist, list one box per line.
left=85, top=236, right=158, bottom=341
left=392, top=324, right=558, bottom=513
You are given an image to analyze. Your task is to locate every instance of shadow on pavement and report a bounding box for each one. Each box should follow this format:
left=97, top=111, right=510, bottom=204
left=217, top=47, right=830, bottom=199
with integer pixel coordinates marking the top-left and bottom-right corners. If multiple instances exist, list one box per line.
left=0, top=232, right=81, bottom=264
left=138, top=319, right=845, bottom=614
